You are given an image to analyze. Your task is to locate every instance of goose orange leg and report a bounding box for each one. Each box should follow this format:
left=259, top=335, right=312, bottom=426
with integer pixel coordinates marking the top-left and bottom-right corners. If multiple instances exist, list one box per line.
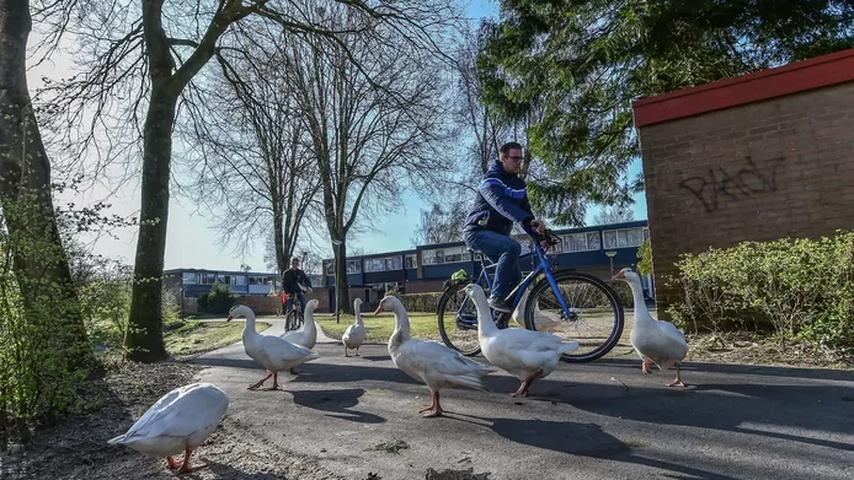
left=248, top=372, right=272, bottom=390
left=418, top=391, right=443, bottom=418
left=512, top=369, right=544, bottom=397
left=264, top=372, right=281, bottom=391
left=641, top=358, right=653, bottom=375
left=177, top=447, right=207, bottom=474
left=666, top=366, right=686, bottom=388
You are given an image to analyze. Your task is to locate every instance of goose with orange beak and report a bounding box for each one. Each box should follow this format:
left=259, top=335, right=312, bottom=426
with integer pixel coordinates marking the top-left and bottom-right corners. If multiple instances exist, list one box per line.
left=375, top=295, right=495, bottom=417
left=227, top=305, right=318, bottom=391
left=612, top=268, right=689, bottom=387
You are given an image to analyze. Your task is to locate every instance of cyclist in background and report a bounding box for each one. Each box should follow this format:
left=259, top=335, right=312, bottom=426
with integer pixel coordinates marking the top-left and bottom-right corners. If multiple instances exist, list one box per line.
left=282, top=257, right=311, bottom=316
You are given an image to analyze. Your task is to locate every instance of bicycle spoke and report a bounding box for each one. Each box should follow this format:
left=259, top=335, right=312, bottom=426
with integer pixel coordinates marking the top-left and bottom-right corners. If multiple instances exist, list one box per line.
left=528, top=272, right=623, bottom=362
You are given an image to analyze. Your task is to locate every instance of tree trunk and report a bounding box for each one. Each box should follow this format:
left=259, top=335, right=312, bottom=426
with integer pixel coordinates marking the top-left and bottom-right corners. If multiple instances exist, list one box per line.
left=273, top=203, right=287, bottom=281
left=124, top=88, right=177, bottom=362
left=0, top=0, right=94, bottom=369
left=332, top=233, right=351, bottom=316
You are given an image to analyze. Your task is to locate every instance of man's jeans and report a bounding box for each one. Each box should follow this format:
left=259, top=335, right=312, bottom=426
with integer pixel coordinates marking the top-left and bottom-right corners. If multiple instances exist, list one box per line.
left=286, top=292, right=306, bottom=316
left=464, top=229, right=521, bottom=301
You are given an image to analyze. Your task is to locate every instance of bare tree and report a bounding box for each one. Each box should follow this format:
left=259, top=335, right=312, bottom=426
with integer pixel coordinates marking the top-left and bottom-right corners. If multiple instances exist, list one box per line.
left=411, top=201, right=469, bottom=246
left=593, top=205, right=634, bottom=225
left=180, top=28, right=320, bottom=284
left=281, top=7, right=453, bottom=315
left=0, top=0, right=95, bottom=371
left=34, top=0, right=461, bottom=361
left=454, top=25, right=508, bottom=176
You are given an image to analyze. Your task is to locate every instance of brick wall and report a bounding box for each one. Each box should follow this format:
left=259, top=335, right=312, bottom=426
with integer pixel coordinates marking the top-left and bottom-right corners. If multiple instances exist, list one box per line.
left=638, top=81, right=854, bottom=315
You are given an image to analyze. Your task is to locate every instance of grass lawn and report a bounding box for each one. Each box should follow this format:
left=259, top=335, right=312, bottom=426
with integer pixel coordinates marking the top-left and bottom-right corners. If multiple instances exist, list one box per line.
left=164, top=319, right=271, bottom=356
left=315, top=312, right=439, bottom=343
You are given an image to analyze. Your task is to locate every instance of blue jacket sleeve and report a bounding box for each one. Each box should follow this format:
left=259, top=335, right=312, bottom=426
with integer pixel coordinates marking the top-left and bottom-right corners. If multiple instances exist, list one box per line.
left=479, top=178, right=539, bottom=238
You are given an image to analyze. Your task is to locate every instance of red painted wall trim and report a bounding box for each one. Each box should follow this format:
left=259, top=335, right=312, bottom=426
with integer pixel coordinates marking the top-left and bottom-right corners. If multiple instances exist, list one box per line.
left=632, top=48, right=854, bottom=128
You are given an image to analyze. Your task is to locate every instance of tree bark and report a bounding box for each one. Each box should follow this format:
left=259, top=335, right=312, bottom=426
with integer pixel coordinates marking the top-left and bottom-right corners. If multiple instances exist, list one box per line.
left=332, top=233, right=349, bottom=316
left=0, top=0, right=95, bottom=369
left=125, top=0, right=245, bottom=361
left=123, top=87, right=176, bottom=361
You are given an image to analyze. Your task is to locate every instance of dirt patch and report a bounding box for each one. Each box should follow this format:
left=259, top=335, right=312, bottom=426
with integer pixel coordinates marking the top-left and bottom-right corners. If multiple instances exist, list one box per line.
left=424, top=467, right=492, bottom=480
left=2, top=361, right=341, bottom=480
left=686, top=332, right=852, bottom=369
left=365, top=440, right=409, bottom=455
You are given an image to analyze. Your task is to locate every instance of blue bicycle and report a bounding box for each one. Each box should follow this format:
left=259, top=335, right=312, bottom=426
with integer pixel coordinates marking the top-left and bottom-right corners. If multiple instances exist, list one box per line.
left=436, top=231, right=625, bottom=362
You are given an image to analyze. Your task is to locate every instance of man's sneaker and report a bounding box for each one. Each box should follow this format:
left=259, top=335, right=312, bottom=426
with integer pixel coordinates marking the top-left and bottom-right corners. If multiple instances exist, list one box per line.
left=488, top=296, right=512, bottom=313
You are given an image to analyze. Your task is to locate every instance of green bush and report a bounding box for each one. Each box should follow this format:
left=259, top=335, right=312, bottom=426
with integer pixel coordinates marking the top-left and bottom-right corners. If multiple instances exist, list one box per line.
left=667, top=231, right=854, bottom=352
left=637, top=238, right=653, bottom=275
left=198, top=282, right=234, bottom=314
left=399, top=292, right=442, bottom=312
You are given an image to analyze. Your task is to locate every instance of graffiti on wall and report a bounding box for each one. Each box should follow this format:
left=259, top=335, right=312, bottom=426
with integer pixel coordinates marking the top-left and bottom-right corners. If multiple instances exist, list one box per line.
left=679, top=156, right=785, bottom=213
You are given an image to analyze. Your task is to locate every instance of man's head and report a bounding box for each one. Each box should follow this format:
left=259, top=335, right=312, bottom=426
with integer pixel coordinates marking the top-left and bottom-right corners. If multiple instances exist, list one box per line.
left=498, top=141, right=524, bottom=175
left=290, top=257, right=300, bottom=269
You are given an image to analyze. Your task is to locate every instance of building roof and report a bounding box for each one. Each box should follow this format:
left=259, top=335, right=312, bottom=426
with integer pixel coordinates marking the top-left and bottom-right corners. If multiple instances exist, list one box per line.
left=326, top=220, right=648, bottom=262
left=163, top=268, right=278, bottom=277
left=632, top=47, right=854, bottom=128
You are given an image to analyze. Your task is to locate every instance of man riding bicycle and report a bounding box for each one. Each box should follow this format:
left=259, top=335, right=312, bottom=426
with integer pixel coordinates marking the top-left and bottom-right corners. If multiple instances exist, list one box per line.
left=281, top=257, right=312, bottom=316
left=463, top=142, right=548, bottom=313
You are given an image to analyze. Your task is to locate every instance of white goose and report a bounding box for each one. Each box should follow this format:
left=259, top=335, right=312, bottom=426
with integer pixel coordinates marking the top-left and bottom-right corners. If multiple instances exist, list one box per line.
left=281, top=299, right=319, bottom=349
left=466, top=284, right=579, bottom=397
left=613, top=268, right=689, bottom=387
left=511, top=290, right=563, bottom=331
left=108, top=383, right=228, bottom=473
left=227, top=304, right=319, bottom=391
left=375, top=295, right=495, bottom=417
left=342, top=298, right=367, bottom=356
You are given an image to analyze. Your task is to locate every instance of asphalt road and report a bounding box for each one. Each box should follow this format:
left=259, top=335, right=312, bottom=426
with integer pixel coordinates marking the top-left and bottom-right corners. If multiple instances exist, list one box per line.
left=192, top=320, right=854, bottom=480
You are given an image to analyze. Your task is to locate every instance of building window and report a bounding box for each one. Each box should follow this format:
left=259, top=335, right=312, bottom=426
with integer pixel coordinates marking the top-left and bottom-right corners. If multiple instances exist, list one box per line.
left=405, top=254, right=417, bottom=269
left=603, top=227, right=646, bottom=249
left=346, top=259, right=362, bottom=274
left=364, top=258, right=385, bottom=273
left=422, top=246, right=468, bottom=265
left=324, top=261, right=334, bottom=276
left=385, top=256, right=403, bottom=271
left=182, top=272, right=198, bottom=284
left=200, top=273, right=217, bottom=284
left=231, top=275, right=247, bottom=286
left=587, top=231, right=602, bottom=250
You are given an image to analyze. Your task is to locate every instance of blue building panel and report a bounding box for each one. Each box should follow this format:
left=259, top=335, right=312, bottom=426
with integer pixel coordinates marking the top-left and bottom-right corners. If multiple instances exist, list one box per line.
left=363, top=271, right=406, bottom=284
left=422, top=263, right=475, bottom=281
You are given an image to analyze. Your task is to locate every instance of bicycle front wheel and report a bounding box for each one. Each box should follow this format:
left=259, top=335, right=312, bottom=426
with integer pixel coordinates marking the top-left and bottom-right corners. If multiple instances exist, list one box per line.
left=436, top=282, right=481, bottom=356
left=524, top=271, right=624, bottom=362
left=285, top=310, right=299, bottom=332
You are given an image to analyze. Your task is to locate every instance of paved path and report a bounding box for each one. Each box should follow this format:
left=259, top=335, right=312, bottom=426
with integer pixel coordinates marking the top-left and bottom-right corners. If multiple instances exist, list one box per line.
left=191, top=322, right=854, bottom=480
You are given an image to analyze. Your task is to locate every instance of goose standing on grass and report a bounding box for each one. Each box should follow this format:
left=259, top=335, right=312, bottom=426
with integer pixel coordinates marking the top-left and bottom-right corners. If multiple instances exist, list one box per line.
left=375, top=295, right=496, bottom=417
left=227, top=305, right=318, bottom=391
left=613, top=268, right=689, bottom=387
left=466, top=284, right=579, bottom=397
left=342, top=298, right=367, bottom=356
left=107, top=383, right=228, bottom=474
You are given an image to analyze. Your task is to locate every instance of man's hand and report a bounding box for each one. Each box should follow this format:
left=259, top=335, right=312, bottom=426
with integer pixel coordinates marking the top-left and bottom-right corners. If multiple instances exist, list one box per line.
left=530, top=219, right=546, bottom=234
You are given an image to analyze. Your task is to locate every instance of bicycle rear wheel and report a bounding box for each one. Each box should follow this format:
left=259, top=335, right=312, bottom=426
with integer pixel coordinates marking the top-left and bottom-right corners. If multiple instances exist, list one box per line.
left=524, top=271, right=624, bottom=362
left=436, top=282, right=481, bottom=356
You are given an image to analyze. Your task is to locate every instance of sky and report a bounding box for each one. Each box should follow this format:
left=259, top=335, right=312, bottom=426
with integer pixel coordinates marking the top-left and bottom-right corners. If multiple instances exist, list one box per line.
left=29, top=0, right=647, bottom=273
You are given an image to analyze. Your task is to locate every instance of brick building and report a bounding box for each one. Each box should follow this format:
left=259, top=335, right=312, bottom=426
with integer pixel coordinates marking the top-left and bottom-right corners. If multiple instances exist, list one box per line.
left=633, top=48, right=854, bottom=314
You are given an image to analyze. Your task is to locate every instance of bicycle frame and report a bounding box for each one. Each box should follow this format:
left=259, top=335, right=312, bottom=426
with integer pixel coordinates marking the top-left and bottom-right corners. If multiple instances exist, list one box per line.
left=463, top=242, right=573, bottom=320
